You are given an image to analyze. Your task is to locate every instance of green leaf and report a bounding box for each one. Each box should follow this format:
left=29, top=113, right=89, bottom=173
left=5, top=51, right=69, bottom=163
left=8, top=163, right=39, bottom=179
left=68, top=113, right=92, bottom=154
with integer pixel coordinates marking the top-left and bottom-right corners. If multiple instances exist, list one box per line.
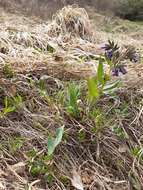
left=78, top=129, right=86, bottom=142
left=87, top=77, right=99, bottom=100
left=103, top=80, right=120, bottom=94
left=45, top=173, right=54, bottom=185
left=10, top=137, right=25, bottom=153
left=47, top=126, right=64, bottom=156
left=13, top=94, right=23, bottom=106
left=4, top=97, right=8, bottom=108
left=54, top=126, right=64, bottom=147
left=3, top=106, right=15, bottom=114
left=47, top=136, right=55, bottom=156
left=112, top=126, right=128, bottom=139
left=26, top=149, right=37, bottom=158
left=97, top=58, right=104, bottom=86
left=131, top=146, right=141, bottom=158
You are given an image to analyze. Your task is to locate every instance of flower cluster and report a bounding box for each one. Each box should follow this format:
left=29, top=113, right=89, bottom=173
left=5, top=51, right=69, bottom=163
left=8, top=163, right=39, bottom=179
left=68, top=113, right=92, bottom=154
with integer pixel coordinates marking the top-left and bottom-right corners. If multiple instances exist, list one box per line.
left=102, top=40, right=127, bottom=76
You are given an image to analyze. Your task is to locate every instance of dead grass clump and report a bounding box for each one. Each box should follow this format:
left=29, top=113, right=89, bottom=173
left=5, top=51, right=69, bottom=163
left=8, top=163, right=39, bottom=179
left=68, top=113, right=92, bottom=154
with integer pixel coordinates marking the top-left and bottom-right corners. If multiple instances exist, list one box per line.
left=48, top=5, right=93, bottom=40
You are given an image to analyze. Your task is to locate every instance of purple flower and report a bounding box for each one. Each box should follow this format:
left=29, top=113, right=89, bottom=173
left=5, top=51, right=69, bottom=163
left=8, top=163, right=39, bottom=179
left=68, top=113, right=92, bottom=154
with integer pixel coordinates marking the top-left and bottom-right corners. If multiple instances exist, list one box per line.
left=101, top=43, right=114, bottom=60
left=112, top=68, right=119, bottom=76
left=112, top=66, right=127, bottom=76
left=106, top=50, right=113, bottom=60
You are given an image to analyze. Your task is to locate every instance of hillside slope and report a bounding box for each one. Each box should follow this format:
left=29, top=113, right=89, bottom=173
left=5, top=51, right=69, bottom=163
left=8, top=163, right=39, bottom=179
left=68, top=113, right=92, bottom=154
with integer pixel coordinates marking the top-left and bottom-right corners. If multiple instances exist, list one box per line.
left=0, top=6, right=143, bottom=190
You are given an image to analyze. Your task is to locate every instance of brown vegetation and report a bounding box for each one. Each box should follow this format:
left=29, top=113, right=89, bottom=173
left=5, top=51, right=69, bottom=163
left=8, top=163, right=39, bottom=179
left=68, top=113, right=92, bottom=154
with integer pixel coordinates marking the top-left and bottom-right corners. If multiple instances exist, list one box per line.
left=0, top=3, right=143, bottom=190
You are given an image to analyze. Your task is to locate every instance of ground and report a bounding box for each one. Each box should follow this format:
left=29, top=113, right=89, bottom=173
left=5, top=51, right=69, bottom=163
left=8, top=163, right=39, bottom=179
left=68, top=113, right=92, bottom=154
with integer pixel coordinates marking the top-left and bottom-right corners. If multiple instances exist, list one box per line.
left=0, top=5, right=143, bottom=190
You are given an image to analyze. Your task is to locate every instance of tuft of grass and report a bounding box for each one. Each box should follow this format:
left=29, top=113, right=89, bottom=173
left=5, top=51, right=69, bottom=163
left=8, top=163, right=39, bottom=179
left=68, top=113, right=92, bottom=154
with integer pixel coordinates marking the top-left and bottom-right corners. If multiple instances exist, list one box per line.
left=48, top=5, right=93, bottom=40
left=9, top=136, right=25, bottom=153
left=0, top=94, right=23, bottom=117
left=65, top=82, right=81, bottom=118
left=3, top=63, right=15, bottom=78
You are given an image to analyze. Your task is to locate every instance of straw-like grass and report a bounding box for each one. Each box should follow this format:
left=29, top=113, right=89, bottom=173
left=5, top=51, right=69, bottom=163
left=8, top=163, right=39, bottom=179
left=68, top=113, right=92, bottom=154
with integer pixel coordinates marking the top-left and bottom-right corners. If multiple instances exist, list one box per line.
left=48, top=5, right=93, bottom=41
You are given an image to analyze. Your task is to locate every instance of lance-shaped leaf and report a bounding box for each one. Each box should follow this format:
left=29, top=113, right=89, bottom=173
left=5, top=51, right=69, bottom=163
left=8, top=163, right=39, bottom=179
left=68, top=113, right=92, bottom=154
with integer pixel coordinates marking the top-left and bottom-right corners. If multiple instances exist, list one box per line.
left=47, top=126, right=64, bottom=156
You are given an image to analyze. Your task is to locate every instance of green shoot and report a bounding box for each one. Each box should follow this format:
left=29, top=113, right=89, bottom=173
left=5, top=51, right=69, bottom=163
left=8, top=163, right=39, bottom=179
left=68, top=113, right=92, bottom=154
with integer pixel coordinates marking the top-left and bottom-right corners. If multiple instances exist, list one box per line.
left=66, top=83, right=81, bottom=118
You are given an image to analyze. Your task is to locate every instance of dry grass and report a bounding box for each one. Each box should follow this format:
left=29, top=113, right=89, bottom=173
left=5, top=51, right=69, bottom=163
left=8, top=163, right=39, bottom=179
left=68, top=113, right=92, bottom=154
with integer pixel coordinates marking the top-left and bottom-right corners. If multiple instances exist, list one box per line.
left=0, top=5, right=143, bottom=190
left=48, top=5, right=93, bottom=40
